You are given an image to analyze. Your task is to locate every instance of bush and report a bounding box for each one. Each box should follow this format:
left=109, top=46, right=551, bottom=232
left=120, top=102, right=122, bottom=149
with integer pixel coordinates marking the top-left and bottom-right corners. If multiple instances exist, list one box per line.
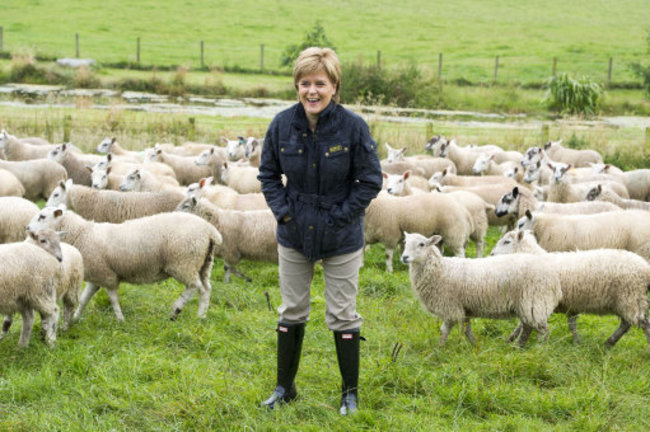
left=543, top=73, right=602, bottom=116
left=280, top=22, right=336, bottom=68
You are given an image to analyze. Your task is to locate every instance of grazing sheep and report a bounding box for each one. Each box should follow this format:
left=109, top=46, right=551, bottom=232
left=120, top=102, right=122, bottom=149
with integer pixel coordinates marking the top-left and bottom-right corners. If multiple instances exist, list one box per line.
left=0, top=168, right=25, bottom=197
left=0, top=197, right=39, bottom=243
left=176, top=196, right=277, bottom=282
left=185, top=177, right=268, bottom=211
left=495, top=186, right=620, bottom=219
left=47, top=143, right=93, bottom=186
left=220, top=161, right=262, bottom=194
left=516, top=209, right=650, bottom=261
left=47, top=179, right=185, bottom=223
left=0, top=240, right=60, bottom=347
left=27, top=206, right=222, bottom=322
left=543, top=139, right=603, bottom=167
left=585, top=184, right=650, bottom=211
left=0, top=158, right=68, bottom=200
left=148, top=144, right=213, bottom=185
left=383, top=171, right=429, bottom=195
left=491, top=229, right=650, bottom=347
left=24, top=229, right=84, bottom=332
left=364, top=192, right=473, bottom=272
left=401, top=232, right=562, bottom=348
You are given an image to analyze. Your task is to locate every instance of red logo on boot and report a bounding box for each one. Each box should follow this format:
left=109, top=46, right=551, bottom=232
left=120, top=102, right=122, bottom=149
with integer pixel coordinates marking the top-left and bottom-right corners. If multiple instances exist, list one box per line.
left=342, top=333, right=353, bottom=340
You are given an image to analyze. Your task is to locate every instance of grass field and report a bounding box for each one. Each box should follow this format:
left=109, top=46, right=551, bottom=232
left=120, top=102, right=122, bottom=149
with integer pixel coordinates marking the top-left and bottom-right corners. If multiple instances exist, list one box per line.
left=1, top=0, right=649, bottom=84
left=0, top=107, right=649, bottom=430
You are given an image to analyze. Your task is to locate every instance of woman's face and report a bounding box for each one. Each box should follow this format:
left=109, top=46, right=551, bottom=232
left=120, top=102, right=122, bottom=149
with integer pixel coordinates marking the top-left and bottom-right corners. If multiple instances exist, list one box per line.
left=297, top=71, right=337, bottom=125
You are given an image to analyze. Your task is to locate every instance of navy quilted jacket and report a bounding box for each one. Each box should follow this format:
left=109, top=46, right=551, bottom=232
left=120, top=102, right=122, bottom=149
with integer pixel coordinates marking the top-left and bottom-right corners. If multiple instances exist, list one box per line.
left=258, top=102, right=382, bottom=261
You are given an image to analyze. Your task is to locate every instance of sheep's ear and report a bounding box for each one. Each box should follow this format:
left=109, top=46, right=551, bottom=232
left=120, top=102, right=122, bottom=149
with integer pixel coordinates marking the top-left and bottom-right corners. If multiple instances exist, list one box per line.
left=237, top=136, right=245, bottom=144
left=428, top=235, right=443, bottom=246
left=106, top=167, right=112, bottom=175
left=198, top=177, right=207, bottom=188
left=546, top=162, right=554, bottom=171
left=222, top=161, right=228, bottom=169
left=107, top=153, right=113, bottom=162
left=111, top=137, right=117, bottom=144
left=205, top=176, right=213, bottom=186
left=512, top=186, right=519, bottom=198
left=565, top=164, right=573, bottom=171
left=400, top=147, right=408, bottom=155
left=190, top=196, right=197, bottom=206
left=384, top=142, right=392, bottom=151
left=221, top=137, right=228, bottom=144
left=442, top=168, right=448, bottom=176
left=517, top=230, right=525, bottom=241
left=382, top=172, right=388, bottom=179
left=403, top=170, right=411, bottom=180
left=513, top=167, right=519, bottom=174
left=58, top=179, right=66, bottom=189
left=209, top=147, right=215, bottom=155
left=86, top=166, right=93, bottom=173
left=65, top=178, right=73, bottom=189
left=525, top=209, right=533, bottom=219
left=27, top=229, right=37, bottom=241
left=489, top=154, right=496, bottom=160
left=53, top=208, right=64, bottom=218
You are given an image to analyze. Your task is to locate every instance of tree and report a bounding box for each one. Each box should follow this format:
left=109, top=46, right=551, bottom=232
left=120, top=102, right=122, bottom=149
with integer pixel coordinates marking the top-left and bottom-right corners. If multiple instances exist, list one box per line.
left=280, top=23, right=336, bottom=68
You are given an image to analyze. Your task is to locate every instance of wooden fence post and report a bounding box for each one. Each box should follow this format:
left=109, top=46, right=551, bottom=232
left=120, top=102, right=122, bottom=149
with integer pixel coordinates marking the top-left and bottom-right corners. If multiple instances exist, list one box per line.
left=494, top=56, right=499, bottom=82
left=137, top=37, right=140, bottom=63
left=607, top=57, right=613, bottom=87
left=438, top=53, right=443, bottom=80
left=260, top=44, right=264, bottom=72
left=552, top=57, right=557, bottom=77
left=377, top=50, right=381, bottom=70
left=75, top=33, right=79, bottom=58
left=541, top=124, right=549, bottom=145
left=63, top=115, right=72, bottom=143
left=645, top=127, right=650, bottom=156
left=200, top=40, right=204, bottom=68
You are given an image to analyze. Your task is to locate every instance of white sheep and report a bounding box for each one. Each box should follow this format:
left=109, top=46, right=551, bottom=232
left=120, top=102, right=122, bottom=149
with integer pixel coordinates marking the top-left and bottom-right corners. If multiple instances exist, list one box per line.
left=364, top=192, right=473, bottom=272
left=591, top=167, right=650, bottom=201
left=585, top=184, right=650, bottom=211
left=543, top=139, right=603, bottom=167
left=471, top=153, right=521, bottom=177
left=156, top=142, right=223, bottom=157
left=95, top=137, right=144, bottom=162
left=185, top=177, right=268, bottom=211
left=547, top=162, right=629, bottom=203
left=118, top=168, right=183, bottom=193
left=0, top=197, right=39, bottom=243
left=490, top=229, right=650, bottom=347
left=0, top=239, right=60, bottom=347
left=244, top=137, right=263, bottom=167
left=148, top=144, right=213, bottom=185
left=437, top=139, right=487, bottom=175
left=47, top=179, right=185, bottom=223
left=224, top=137, right=247, bottom=161
left=176, top=196, right=277, bottom=282
left=400, top=232, right=562, bottom=348
left=516, top=209, right=650, bottom=261
left=429, top=167, right=518, bottom=189
left=383, top=143, right=457, bottom=178
left=383, top=171, right=429, bottom=195
left=219, top=161, right=262, bottom=194
left=27, top=206, right=222, bottom=322
left=0, top=129, right=59, bottom=160
left=47, top=143, right=93, bottom=186
left=194, top=146, right=228, bottom=180
left=0, top=158, right=68, bottom=200
left=0, top=168, right=25, bottom=197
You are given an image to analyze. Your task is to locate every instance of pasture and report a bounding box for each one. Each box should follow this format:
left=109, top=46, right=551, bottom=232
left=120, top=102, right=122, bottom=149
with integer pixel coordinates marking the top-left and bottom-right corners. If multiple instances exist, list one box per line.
left=0, top=106, right=649, bottom=430
left=1, top=0, right=649, bottom=84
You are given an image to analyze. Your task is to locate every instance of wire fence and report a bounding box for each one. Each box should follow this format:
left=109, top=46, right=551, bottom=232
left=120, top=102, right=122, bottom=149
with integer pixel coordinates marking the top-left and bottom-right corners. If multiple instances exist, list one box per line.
left=0, top=26, right=643, bottom=86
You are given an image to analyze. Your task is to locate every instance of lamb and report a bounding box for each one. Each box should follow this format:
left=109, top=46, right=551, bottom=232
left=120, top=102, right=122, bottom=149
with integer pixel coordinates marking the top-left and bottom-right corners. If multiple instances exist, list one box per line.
left=185, top=177, right=268, bottom=211
left=585, top=184, right=650, bottom=211
left=88, top=165, right=123, bottom=190
left=364, top=192, right=473, bottom=272
left=47, top=143, right=93, bottom=186
left=0, top=129, right=60, bottom=160
left=148, top=144, right=213, bottom=185
left=27, top=206, right=222, bottom=322
left=176, top=196, right=278, bottom=282
left=0, top=158, right=68, bottom=200
left=95, top=137, right=144, bottom=162
left=383, top=143, right=457, bottom=178
left=119, top=168, right=183, bottom=193
left=47, top=179, right=185, bottom=223
left=219, top=161, right=262, bottom=194
left=0, top=168, right=25, bottom=197
left=547, top=162, right=629, bottom=203
left=495, top=186, right=620, bottom=220
left=471, top=153, right=521, bottom=177
left=429, top=167, right=518, bottom=189
left=490, top=229, right=650, bottom=347
left=383, top=171, right=429, bottom=195
left=0, top=197, right=39, bottom=243
left=224, top=137, right=247, bottom=161
left=194, top=146, right=228, bottom=179
left=24, top=229, right=84, bottom=332
left=0, top=238, right=60, bottom=347
left=244, top=137, right=263, bottom=167
left=400, top=232, right=562, bottom=348
left=94, top=153, right=178, bottom=183
left=516, top=209, right=650, bottom=261
left=543, top=139, right=603, bottom=167
left=0, top=130, right=50, bottom=146
left=590, top=166, right=650, bottom=201
left=437, top=139, right=487, bottom=175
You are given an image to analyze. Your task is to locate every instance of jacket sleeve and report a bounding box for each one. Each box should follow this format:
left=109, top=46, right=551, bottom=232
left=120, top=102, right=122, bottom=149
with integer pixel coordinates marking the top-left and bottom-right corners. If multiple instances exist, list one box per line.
left=329, top=119, right=383, bottom=227
left=257, top=118, right=290, bottom=222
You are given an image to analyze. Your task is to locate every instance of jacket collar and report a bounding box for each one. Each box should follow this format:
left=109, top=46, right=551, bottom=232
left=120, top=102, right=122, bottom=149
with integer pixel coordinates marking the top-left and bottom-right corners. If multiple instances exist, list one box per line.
left=291, top=101, right=338, bottom=132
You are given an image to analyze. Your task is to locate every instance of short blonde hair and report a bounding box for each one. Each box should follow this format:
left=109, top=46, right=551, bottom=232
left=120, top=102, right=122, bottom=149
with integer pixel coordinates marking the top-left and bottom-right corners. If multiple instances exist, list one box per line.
left=293, top=47, right=341, bottom=104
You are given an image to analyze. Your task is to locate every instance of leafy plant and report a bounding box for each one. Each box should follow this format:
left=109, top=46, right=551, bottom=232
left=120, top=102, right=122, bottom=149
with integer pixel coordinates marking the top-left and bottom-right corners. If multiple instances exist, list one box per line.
left=543, top=73, right=602, bottom=116
left=280, top=22, right=336, bottom=68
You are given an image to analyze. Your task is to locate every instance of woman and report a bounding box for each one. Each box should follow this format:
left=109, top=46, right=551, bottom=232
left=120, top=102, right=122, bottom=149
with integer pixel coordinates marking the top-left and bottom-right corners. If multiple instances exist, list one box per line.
left=258, top=47, right=382, bottom=415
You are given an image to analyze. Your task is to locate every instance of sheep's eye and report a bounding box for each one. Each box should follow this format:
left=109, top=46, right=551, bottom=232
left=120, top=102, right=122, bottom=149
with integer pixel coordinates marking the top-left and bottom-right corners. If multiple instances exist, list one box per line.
left=418, top=242, right=425, bottom=247
left=503, top=240, right=510, bottom=245
left=40, top=239, right=46, bottom=244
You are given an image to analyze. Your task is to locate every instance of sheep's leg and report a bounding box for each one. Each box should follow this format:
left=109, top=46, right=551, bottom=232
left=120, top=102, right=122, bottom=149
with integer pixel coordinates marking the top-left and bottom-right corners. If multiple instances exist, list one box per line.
left=462, top=318, right=475, bottom=345
left=106, top=287, right=125, bottom=322
left=439, top=320, right=456, bottom=347
left=536, top=322, right=550, bottom=344
left=227, top=264, right=252, bottom=283
left=196, top=278, right=212, bottom=319
left=39, top=306, right=59, bottom=347
left=641, top=317, right=650, bottom=346
left=517, top=324, right=533, bottom=348
left=508, top=322, right=523, bottom=343
left=385, top=247, right=394, bottom=273
left=223, top=264, right=232, bottom=283
left=567, top=312, right=580, bottom=344
left=17, top=307, right=35, bottom=348
left=475, top=239, right=484, bottom=258
left=73, top=282, right=100, bottom=322
left=605, top=319, right=631, bottom=348
left=1, top=315, right=13, bottom=340
left=61, top=294, right=76, bottom=332
left=170, top=282, right=200, bottom=320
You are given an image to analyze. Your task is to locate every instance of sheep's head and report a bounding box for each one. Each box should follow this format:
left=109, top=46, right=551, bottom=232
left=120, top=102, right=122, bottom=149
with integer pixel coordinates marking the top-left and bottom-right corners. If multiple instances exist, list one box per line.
left=401, top=232, right=442, bottom=265
left=26, top=228, right=63, bottom=263
left=385, top=143, right=407, bottom=163
left=89, top=166, right=111, bottom=189
left=27, top=206, right=65, bottom=233
left=175, top=196, right=198, bottom=213
left=490, top=230, right=529, bottom=256
left=472, top=153, right=494, bottom=175
left=521, top=146, right=543, bottom=168
left=47, top=143, right=71, bottom=163
left=0, top=129, right=11, bottom=149
left=244, top=137, right=261, bottom=159
left=548, top=162, right=572, bottom=183
left=224, top=137, right=246, bottom=161
left=96, top=137, right=116, bottom=154
left=46, top=179, right=73, bottom=207
left=515, top=209, right=536, bottom=231
left=384, top=171, right=410, bottom=196
left=424, top=135, right=445, bottom=154
left=495, top=187, right=520, bottom=218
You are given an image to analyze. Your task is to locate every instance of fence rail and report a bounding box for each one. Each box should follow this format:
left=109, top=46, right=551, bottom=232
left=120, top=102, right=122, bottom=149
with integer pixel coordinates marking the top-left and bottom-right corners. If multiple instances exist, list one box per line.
left=0, top=27, right=643, bottom=85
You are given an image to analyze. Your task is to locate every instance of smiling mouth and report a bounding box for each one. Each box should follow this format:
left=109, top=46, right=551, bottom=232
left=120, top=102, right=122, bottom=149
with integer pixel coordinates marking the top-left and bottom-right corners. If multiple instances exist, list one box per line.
left=307, top=98, right=320, bottom=103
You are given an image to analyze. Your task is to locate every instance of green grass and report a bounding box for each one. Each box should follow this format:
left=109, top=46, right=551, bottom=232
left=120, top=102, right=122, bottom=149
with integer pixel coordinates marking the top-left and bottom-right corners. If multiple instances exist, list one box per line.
left=0, top=107, right=649, bottom=430
left=1, top=0, right=649, bottom=84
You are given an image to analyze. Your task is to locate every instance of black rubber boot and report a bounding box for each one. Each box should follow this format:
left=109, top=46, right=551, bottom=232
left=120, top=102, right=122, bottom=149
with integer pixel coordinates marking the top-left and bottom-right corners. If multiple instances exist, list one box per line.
left=334, top=329, right=360, bottom=415
left=260, top=322, right=305, bottom=409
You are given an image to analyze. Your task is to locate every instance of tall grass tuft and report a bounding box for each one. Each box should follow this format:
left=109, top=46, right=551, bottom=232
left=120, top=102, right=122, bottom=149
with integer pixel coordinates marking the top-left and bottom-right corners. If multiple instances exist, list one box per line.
left=543, top=73, right=602, bottom=116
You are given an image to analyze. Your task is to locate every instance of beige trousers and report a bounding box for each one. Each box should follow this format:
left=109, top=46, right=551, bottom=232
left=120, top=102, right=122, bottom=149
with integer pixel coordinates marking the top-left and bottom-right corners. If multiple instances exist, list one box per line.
left=277, top=244, right=364, bottom=331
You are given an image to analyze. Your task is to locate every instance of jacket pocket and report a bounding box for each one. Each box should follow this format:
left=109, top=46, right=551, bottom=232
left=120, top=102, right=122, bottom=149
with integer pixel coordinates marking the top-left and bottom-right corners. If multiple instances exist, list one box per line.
left=321, top=142, right=351, bottom=180
left=278, top=139, right=305, bottom=180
